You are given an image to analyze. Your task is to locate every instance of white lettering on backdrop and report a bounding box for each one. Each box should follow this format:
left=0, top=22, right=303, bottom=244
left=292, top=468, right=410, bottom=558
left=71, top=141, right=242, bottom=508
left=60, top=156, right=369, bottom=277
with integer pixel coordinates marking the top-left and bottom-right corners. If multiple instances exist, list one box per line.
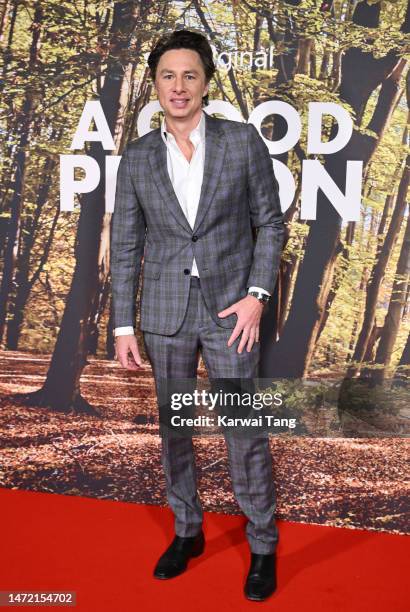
left=60, top=99, right=362, bottom=220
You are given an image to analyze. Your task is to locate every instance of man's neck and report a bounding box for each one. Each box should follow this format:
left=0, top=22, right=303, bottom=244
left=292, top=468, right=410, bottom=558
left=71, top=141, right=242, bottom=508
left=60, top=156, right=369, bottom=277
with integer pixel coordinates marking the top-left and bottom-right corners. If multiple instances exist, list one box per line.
left=164, top=109, right=203, bottom=142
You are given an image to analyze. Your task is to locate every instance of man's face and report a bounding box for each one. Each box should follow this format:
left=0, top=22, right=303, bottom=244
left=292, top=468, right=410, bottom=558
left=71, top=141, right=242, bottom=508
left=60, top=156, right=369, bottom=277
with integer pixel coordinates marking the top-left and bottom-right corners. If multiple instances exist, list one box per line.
left=154, top=48, right=209, bottom=120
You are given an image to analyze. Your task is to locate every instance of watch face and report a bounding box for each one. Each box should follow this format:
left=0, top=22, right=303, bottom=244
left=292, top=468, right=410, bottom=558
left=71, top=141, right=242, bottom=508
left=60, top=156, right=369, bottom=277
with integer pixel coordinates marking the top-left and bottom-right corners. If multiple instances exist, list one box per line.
left=249, top=291, right=268, bottom=304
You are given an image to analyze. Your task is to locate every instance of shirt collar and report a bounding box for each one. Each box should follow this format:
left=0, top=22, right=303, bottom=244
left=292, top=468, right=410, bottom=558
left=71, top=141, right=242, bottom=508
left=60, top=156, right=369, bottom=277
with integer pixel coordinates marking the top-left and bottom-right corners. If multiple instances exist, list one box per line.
left=160, top=110, right=205, bottom=148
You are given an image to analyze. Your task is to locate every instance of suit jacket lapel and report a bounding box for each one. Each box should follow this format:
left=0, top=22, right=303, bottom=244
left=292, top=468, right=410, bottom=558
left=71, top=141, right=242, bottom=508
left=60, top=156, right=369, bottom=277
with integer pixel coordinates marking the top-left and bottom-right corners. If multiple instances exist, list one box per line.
left=148, top=112, right=227, bottom=235
left=148, top=135, right=192, bottom=233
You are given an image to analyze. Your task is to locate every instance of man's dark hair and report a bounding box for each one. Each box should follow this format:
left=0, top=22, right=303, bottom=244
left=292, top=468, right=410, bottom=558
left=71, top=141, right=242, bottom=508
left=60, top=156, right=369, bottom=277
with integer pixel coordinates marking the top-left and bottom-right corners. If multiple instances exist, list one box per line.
left=148, top=29, right=216, bottom=107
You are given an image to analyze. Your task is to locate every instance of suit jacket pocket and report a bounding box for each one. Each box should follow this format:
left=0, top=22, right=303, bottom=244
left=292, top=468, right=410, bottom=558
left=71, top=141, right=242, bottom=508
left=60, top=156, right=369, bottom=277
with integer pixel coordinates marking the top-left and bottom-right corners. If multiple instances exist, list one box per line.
left=143, top=260, right=161, bottom=279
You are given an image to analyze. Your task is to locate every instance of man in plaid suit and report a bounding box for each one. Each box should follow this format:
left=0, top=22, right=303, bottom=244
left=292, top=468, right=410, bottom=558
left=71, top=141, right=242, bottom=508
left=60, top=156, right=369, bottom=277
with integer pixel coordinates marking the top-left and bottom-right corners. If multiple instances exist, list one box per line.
left=110, top=30, right=284, bottom=602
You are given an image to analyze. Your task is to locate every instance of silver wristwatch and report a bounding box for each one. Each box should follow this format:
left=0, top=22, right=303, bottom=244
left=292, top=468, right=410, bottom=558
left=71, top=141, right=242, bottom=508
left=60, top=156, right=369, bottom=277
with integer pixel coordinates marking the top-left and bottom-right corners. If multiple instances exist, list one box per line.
left=248, top=290, right=270, bottom=305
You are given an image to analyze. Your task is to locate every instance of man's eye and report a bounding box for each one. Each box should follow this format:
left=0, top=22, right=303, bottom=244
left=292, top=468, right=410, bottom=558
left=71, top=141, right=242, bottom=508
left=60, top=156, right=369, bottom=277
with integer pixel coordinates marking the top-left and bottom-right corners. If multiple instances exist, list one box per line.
left=162, top=74, right=195, bottom=79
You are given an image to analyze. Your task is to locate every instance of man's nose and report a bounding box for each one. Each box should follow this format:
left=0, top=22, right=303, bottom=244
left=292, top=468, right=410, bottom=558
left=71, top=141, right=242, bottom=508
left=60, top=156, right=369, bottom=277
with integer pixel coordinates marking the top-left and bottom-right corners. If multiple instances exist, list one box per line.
left=173, top=77, right=185, bottom=92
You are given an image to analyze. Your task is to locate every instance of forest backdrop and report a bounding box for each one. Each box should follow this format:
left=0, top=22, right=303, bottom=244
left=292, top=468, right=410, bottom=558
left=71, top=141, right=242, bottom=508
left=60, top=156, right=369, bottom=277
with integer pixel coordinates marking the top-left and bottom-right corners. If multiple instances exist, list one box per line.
left=0, top=0, right=409, bottom=534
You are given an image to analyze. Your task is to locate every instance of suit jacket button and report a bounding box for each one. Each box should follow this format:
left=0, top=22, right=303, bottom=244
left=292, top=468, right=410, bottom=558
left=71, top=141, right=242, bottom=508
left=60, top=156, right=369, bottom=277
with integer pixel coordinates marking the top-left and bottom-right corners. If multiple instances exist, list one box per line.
left=192, top=235, right=198, bottom=242
left=184, top=268, right=190, bottom=275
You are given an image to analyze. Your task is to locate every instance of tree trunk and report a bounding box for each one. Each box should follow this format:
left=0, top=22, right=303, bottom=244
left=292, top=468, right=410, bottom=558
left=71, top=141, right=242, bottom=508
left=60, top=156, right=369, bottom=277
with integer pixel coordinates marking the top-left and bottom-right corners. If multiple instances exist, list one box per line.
left=18, top=0, right=149, bottom=413
left=370, top=207, right=410, bottom=383
left=0, top=2, right=43, bottom=343
left=6, top=153, right=59, bottom=349
left=193, top=0, right=249, bottom=117
left=347, top=151, right=410, bottom=378
left=0, top=0, right=17, bottom=89
left=0, top=0, right=10, bottom=41
left=261, top=2, right=409, bottom=378
left=257, top=3, right=303, bottom=352
left=393, top=332, right=410, bottom=387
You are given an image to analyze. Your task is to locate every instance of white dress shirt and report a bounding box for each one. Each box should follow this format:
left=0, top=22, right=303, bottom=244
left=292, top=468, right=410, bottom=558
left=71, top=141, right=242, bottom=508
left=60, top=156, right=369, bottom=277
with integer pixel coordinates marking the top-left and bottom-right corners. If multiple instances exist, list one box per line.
left=114, top=111, right=269, bottom=337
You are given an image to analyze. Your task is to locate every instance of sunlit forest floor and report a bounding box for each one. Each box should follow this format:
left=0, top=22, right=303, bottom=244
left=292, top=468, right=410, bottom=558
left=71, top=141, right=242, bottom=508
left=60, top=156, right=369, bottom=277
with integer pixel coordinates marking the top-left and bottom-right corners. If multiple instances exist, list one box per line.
left=0, top=350, right=408, bottom=535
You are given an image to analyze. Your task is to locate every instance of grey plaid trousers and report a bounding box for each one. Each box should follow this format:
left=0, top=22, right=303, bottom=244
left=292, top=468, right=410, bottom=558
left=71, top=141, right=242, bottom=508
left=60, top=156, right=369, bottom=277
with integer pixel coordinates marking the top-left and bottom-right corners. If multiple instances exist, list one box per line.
left=143, top=276, right=279, bottom=555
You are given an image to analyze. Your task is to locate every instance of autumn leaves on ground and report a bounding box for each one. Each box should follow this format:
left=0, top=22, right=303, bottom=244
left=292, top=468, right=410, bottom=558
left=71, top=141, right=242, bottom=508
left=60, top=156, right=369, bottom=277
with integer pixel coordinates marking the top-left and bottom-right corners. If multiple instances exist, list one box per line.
left=0, top=350, right=408, bottom=536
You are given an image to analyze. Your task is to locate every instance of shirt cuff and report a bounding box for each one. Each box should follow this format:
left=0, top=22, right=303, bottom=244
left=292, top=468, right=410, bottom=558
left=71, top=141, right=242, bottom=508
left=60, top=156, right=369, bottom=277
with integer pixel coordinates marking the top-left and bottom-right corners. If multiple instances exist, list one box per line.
left=114, top=326, right=135, bottom=337
left=248, top=286, right=271, bottom=297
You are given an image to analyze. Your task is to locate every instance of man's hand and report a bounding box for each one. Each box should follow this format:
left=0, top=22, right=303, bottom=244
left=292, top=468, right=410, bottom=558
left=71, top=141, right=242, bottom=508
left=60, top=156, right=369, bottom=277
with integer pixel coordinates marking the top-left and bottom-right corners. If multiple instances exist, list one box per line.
left=218, top=295, right=264, bottom=354
left=115, top=334, right=143, bottom=370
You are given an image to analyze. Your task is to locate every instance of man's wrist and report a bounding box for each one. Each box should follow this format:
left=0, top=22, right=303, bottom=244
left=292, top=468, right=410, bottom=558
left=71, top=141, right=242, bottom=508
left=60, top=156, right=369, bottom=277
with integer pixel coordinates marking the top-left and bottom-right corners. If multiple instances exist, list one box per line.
left=114, top=326, right=135, bottom=337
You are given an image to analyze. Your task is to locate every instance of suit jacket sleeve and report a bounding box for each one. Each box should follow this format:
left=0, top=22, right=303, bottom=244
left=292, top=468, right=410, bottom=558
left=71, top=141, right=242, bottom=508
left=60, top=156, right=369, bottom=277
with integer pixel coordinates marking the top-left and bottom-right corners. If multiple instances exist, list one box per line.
left=246, top=123, right=285, bottom=294
left=110, top=146, right=146, bottom=329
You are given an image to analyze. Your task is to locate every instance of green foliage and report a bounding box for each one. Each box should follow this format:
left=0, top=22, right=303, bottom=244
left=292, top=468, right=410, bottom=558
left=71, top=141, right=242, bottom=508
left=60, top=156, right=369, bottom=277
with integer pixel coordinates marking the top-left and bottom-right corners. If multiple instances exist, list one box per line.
left=0, top=0, right=408, bottom=379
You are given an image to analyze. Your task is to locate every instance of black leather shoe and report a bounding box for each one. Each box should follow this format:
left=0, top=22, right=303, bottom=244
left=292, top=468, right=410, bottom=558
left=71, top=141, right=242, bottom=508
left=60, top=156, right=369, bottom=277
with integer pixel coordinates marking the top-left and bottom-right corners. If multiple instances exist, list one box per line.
left=153, top=531, right=205, bottom=579
left=244, top=552, right=277, bottom=601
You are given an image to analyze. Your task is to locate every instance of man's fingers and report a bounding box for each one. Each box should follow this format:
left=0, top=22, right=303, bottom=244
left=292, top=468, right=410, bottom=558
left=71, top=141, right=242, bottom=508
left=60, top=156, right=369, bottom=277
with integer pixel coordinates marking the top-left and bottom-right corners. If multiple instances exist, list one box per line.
left=246, top=328, right=256, bottom=352
left=227, top=323, right=242, bottom=347
left=116, top=336, right=142, bottom=370
left=237, top=327, right=250, bottom=354
left=126, top=356, right=139, bottom=370
left=129, top=342, right=142, bottom=367
left=120, top=350, right=135, bottom=370
left=116, top=348, right=126, bottom=368
left=218, top=305, right=235, bottom=318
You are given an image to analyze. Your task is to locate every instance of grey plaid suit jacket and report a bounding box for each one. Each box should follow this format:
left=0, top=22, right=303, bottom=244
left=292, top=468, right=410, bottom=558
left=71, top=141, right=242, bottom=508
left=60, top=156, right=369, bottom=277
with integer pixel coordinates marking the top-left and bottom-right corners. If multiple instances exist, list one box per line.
left=110, top=111, right=284, bottom=336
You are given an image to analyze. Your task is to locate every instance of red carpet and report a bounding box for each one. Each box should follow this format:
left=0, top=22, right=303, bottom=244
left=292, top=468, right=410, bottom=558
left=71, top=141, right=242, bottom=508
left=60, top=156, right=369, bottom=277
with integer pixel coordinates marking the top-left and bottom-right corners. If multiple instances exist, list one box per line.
left=0, top=487, right=407, bottom=611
